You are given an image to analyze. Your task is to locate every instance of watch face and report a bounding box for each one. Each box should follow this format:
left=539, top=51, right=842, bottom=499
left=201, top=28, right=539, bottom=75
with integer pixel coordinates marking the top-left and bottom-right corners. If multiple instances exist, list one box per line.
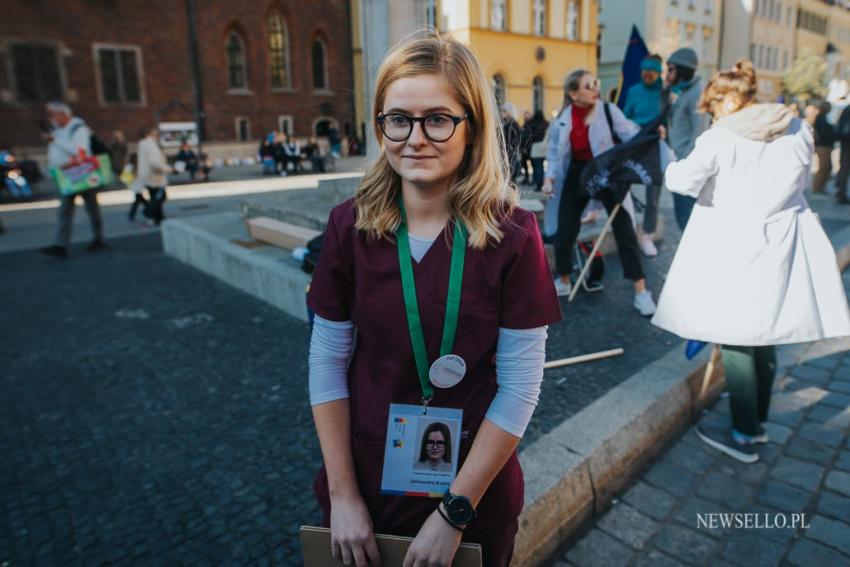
left=447, top=496, right=474, bottom=524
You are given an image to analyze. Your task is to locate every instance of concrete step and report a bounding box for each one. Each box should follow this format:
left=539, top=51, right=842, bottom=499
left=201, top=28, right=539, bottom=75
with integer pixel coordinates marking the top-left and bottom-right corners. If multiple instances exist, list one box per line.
left=162, top=211, right=311, bottom=322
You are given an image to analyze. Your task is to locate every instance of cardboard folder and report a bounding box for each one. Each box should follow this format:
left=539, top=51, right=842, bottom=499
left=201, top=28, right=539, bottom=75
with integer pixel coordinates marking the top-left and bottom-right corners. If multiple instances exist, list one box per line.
left=300, top=526, right=483, bottom=566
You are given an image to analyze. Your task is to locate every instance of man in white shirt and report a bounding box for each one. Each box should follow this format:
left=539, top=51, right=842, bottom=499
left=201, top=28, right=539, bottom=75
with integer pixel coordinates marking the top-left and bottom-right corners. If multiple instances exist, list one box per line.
left=42, top=102, right=105, bottom=258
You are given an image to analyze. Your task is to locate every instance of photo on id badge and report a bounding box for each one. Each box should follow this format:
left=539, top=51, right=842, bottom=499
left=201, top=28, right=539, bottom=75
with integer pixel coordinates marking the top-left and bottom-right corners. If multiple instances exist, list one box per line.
left=381, top=404, right=462, bottom=497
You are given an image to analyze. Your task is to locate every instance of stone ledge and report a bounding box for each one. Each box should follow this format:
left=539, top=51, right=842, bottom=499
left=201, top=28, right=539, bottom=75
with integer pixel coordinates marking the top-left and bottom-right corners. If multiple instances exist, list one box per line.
left=512, top=345, right=725, bottom=566
left=162, top=212, right=311, bottom=322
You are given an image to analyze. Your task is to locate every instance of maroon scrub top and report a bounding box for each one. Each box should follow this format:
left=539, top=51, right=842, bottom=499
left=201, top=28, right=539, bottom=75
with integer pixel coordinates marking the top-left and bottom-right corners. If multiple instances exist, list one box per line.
left=307, top=198, right=561, bottom=565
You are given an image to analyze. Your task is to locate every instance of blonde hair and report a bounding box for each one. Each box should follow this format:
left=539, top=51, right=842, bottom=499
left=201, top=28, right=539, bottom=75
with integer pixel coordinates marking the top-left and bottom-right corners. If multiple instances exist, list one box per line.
left=698, top=59, right=757, bottom=116
left=354, top=32, right=516, bottom=249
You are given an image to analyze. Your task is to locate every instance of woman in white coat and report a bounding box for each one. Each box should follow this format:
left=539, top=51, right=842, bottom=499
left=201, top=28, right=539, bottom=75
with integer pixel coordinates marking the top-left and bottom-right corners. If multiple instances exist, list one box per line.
left=543, top=69, right=657, bottom=316
left=653, top=60, right=850, bottom=463
left=137, top=127, right=171, bottom=225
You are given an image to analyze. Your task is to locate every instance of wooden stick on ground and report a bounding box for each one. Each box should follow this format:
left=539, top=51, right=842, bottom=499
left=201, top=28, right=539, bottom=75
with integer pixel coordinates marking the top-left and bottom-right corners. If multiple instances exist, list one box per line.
left=544, top=347, right=625, bottom=370
left=568, top=203, right=622, bottom=302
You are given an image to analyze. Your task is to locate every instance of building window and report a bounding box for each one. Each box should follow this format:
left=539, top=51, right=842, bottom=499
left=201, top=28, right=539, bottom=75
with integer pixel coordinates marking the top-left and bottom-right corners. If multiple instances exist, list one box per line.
left=278, top=115, right=294, bottom=135
left=566, top=1, right=580, bottom=41
left=426, top=0, right=439, bottom=29
left=269, top=13, right=290, bottom=88
left=492, top=74, right=506, bottom=108
left=532, top=76, right=544, bottom=113
left=533, top=0, right=546, bottom=36
left=95, top=45, right=143, bottom=104
left=9, top=42, right=63, bottom=103
left=782, top=50, right=788, bottom=69
left=236, top=117, right=251, bottom=141
left=312, top=39, right=328, bottom=90
left=786, top=6, right=792, bottom=26
left=757, top=44, right=764, bottom=68
left=491, top=0, right=506, bottom=31
left=226, top=32, right=248, bottom=90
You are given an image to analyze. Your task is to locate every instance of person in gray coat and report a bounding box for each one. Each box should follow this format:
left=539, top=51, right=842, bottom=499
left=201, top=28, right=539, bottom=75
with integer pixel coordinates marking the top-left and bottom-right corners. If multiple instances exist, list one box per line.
left=664, top=47, right=708, bottom=231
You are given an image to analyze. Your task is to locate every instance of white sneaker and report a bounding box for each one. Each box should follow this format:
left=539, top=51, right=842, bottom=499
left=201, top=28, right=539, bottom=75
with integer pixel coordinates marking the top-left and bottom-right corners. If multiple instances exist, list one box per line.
left=634, top=290, right=656, bottom=316
left=639, top=233, right=658, bottom=257
left=553, top=277, right=572, bottom=297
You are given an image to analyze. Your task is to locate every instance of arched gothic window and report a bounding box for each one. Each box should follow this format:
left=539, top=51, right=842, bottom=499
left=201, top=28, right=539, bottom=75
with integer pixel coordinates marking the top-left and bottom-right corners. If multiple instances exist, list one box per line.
left=268, top=13, right=290, bottom=88
left=312, top=39, right=327, bottom=89
left=226, top=32, right=247, bottom=89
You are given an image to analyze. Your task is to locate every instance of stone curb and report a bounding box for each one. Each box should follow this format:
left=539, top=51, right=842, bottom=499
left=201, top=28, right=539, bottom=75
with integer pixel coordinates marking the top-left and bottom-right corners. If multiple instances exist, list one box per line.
left=162, top=212, right=311, bottom=322
left=511, top=345, right=725, bottom=567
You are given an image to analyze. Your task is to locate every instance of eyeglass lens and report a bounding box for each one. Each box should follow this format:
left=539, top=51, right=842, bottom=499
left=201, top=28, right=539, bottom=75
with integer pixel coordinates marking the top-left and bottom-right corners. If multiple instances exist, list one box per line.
left=381, top=114, right=458, bottom=142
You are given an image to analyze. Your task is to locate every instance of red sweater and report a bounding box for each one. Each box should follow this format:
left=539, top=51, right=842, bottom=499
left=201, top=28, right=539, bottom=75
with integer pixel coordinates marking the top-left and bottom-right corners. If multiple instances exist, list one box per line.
left=570, top=104, right=593, bottom=161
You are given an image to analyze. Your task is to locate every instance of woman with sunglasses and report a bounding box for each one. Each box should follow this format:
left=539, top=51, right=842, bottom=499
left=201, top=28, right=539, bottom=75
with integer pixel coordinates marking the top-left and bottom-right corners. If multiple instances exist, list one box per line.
left=307, top=33, right=561, bottom=566
left=542, top=70, right=657, bottom=316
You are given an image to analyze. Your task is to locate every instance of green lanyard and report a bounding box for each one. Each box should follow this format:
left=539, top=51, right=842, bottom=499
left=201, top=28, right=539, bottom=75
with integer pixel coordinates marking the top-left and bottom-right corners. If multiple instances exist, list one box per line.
left=396, top=198, right=467, bottom=404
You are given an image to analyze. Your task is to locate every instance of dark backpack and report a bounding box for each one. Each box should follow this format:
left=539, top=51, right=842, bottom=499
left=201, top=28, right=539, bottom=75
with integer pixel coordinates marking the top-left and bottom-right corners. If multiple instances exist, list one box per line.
left=70, top=121, right=111, bottom=158
left=301, top=232, right=325, bottom=274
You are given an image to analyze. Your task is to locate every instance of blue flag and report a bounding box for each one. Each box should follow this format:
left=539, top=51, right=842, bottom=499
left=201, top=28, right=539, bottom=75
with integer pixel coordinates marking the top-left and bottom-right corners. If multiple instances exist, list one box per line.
left=616, top=25, right=649, bottom=110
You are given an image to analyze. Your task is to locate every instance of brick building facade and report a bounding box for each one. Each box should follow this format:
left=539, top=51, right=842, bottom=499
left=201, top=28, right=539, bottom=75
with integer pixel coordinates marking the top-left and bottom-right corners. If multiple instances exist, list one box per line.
left=0, top=0, right=355, bottom=154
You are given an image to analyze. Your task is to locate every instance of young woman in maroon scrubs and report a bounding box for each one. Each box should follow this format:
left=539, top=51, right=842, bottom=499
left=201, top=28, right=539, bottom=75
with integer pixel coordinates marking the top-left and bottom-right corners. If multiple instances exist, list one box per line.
left=307, top=34, right=561, bottom=566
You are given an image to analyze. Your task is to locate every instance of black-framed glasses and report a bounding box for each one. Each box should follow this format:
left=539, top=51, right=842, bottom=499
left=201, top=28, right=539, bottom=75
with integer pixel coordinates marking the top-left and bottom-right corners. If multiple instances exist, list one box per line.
left=425, top=440, right=446, bottom=448
left=377, top=113, right=469, bottom=142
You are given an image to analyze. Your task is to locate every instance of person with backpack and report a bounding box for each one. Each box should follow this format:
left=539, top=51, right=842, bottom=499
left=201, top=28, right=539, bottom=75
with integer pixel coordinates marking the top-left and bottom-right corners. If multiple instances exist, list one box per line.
left=833, top=103, right=850, bottom=204
left=664, top=48, right=709, bottom=229
left=542, top=69, right=657, bottom=316
left=137, top=126, right=172, bottom=225
left=41, top=102, right=106, bottom=258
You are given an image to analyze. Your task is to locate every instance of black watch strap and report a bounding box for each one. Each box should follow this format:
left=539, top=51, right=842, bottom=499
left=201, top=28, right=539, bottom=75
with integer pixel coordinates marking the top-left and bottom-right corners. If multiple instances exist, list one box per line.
left=437, top=504, right=466, bottom=532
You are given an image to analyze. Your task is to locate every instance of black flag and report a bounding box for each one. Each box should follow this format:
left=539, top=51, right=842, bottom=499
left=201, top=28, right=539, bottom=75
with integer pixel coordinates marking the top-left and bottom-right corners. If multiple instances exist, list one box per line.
left=580, top=111, right=668, bottom=203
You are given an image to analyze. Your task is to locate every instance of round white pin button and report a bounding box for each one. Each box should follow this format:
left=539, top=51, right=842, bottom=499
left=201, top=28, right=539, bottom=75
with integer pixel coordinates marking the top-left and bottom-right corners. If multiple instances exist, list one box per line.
left=429, top=354, right=467, bottom=389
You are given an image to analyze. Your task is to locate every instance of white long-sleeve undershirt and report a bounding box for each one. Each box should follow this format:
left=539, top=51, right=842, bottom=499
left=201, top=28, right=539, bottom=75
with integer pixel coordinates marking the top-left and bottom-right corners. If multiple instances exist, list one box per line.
left=308, top=316, right=547, bottom=438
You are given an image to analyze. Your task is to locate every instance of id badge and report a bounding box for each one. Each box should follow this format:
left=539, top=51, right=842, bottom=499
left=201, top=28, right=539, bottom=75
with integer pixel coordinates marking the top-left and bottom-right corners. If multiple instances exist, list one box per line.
left=380, top=403, right=463, bottom=497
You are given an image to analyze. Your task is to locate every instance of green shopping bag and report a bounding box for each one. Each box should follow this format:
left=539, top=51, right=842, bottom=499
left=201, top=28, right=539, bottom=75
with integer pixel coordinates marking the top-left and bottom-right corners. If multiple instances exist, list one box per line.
left=51, top=153, right=114, bottom=195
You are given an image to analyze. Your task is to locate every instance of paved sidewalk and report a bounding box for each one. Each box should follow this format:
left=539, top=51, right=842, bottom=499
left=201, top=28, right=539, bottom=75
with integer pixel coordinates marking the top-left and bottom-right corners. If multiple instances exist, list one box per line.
left=551, top=271, right=850, bottom=566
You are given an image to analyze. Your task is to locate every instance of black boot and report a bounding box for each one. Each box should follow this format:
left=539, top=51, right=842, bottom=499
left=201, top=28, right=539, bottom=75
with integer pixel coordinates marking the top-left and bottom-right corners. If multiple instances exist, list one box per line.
left=86, top=239, right=107, bottom=252
left=41, top=245, right=68, bottom=258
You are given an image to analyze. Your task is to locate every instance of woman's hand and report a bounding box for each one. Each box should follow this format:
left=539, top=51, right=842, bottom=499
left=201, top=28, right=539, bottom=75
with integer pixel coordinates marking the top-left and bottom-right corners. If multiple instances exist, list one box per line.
left=541, top=177, right=555, bottom=197
left=402, top=508, right=463, bottom=567
left=657, top=125, right=667, bottom=140
left=330, top=495, right=381, bottom=566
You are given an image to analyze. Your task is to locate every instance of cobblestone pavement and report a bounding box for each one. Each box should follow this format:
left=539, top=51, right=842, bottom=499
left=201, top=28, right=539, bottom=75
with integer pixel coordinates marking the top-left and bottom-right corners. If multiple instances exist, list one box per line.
left=550, top=270, right=850, bottom=567
left=1, top=234, right=320, bottom=564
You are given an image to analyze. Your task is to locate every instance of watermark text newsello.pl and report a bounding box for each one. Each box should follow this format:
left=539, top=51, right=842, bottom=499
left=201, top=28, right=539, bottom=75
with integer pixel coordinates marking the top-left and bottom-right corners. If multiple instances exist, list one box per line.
left=697, top=513, right=809, bottom=530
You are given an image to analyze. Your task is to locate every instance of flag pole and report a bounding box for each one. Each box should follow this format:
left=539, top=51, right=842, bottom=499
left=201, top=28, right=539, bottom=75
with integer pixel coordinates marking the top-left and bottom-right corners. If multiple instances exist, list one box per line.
left=568, top=203, right=621, bottom=302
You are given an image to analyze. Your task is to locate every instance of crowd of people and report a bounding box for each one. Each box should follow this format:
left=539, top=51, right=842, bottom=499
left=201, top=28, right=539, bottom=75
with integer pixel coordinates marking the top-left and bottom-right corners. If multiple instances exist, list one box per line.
left=305, top=32, right=849, bottom=567
left=259, top=131, right=334, bottom=176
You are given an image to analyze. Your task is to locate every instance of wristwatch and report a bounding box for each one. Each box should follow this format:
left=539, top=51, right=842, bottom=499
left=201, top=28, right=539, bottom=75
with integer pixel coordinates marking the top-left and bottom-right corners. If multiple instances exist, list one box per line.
left=441, top=491, right=476, bottom=526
